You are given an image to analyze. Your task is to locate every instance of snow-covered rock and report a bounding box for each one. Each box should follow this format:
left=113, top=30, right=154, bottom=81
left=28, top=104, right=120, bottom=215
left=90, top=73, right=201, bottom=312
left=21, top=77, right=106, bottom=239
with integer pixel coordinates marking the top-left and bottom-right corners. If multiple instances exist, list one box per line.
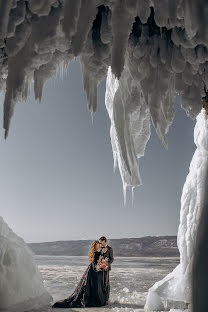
left=144, top=110, right=208, bottom=311
left=0, top=216, right=52, bottom=311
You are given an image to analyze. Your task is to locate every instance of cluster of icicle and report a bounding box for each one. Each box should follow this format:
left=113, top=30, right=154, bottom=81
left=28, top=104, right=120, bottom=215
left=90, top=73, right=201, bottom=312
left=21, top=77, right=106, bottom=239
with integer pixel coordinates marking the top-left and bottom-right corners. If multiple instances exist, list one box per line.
left=0, top=0, right=208, bottom=192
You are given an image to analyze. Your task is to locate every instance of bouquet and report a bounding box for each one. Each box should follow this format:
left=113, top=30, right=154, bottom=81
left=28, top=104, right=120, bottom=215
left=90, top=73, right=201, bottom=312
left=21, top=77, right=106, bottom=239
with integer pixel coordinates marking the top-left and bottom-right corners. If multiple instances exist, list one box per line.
left=95, top=255, right=109, bottom=271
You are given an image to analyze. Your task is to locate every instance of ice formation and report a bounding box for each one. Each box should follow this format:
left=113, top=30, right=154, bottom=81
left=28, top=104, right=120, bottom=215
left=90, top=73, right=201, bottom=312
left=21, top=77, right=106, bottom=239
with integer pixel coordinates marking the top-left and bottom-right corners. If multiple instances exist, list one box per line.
left=105, top=67, right=151, bottom=197
left=0, top=216, right=52, bottom=311
left=144, top=110, right=208, bottom=311
left=0, top=0, right=207, bottom=190
left=0, top=0, right=208, bottom=310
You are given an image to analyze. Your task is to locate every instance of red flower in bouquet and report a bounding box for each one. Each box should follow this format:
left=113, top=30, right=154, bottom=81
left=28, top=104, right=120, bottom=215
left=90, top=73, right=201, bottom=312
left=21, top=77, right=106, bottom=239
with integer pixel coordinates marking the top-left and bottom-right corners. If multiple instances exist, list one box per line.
left=96, top=255, right=109, bottom=271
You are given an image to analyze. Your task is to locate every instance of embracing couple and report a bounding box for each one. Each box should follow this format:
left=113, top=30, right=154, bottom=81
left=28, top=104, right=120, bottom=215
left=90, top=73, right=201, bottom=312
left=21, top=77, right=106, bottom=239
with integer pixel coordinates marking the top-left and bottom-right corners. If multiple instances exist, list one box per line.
left=52, top=236, right=114, bottom=308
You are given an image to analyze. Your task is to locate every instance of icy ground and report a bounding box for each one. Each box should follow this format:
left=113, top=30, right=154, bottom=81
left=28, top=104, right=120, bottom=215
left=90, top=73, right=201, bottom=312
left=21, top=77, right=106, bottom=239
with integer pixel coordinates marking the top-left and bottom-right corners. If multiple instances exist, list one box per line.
left=37, top=255, right=179, bottom=312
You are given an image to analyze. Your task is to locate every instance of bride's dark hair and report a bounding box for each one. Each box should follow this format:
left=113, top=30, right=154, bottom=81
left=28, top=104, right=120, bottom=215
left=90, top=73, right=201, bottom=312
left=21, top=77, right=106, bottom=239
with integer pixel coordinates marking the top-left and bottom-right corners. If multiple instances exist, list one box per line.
left=88, top=240, right=99, bottom=262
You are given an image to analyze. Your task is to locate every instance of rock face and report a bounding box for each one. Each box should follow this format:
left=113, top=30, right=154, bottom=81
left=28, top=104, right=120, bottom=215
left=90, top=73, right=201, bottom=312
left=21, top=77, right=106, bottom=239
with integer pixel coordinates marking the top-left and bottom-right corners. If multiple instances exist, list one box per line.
left=0, top=217, right=52, bottom=311
left=28, top=236, right=179, bottom=257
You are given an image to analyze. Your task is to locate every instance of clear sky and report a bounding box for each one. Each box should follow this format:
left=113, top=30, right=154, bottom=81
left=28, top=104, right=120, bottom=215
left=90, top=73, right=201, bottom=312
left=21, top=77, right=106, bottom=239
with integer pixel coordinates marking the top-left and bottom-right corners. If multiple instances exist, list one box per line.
left=0, top=59, right=196, bottom=243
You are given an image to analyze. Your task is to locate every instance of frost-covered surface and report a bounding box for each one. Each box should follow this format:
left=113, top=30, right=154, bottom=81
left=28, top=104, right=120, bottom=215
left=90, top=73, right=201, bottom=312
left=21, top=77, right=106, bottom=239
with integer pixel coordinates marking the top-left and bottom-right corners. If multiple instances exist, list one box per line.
left=0, top=216, right=52, bottom=311
left=144, top=110, right=208, bottom=311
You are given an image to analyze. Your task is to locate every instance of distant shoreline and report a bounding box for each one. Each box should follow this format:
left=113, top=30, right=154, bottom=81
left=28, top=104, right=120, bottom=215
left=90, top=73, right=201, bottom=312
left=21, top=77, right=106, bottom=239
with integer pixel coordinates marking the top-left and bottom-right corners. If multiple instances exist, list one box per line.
left=35, top=254, right=180, bottom=258
left=28, top=235, right=179, bottom=257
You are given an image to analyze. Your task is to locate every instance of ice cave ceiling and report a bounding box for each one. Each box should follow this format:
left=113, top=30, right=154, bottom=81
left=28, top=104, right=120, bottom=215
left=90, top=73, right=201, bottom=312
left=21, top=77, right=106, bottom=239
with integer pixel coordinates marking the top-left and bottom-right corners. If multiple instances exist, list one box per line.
left=0, top=0, right=208, bottom=190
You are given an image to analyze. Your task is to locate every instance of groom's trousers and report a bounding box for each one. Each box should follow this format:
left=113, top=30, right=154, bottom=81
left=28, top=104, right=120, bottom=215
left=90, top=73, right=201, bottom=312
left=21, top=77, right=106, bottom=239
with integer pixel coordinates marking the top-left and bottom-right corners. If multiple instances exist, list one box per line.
left=106, top=270, right=110, bottom=302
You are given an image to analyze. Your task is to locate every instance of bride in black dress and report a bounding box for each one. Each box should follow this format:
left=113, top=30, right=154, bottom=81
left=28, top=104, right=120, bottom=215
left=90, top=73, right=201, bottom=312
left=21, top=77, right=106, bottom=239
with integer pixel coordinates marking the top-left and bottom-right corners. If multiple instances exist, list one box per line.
left=52, top=240, right=109, bottom=308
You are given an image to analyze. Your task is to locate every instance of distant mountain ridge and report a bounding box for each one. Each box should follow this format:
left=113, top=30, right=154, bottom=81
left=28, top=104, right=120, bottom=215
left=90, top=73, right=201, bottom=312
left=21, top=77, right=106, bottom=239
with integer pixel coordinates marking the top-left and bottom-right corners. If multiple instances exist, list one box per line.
left=28, top=236, right=179, bottom=257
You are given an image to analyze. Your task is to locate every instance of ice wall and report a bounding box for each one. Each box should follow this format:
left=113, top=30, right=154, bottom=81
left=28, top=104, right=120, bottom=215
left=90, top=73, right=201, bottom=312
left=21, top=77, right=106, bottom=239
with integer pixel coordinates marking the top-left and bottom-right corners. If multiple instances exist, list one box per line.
left=144, top=110, right=208, bottom=311
left=0, top=216, right=52, bottom=311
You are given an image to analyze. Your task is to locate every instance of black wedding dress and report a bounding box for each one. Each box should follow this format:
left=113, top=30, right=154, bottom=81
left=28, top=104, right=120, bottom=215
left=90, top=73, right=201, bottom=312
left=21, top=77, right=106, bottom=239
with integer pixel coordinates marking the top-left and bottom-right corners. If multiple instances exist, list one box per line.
left=52, top=251, right=109, bottom=308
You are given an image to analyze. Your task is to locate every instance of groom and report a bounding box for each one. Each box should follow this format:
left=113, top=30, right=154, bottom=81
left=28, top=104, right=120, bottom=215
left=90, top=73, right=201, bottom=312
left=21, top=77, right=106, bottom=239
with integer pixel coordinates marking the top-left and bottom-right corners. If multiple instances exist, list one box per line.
left=99, top=236, right=114, bottom=304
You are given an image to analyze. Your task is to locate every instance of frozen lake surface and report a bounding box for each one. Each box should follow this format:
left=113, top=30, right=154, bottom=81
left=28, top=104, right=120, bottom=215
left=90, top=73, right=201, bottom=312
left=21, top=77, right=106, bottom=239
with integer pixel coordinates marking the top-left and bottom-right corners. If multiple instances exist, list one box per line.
left=36, top=255, right=179, bottom=312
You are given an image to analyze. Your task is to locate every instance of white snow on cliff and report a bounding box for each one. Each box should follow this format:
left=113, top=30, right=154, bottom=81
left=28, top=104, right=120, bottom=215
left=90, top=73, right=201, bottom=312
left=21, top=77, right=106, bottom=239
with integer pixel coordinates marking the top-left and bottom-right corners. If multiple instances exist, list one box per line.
left=0, top=216, right=52, bottom=311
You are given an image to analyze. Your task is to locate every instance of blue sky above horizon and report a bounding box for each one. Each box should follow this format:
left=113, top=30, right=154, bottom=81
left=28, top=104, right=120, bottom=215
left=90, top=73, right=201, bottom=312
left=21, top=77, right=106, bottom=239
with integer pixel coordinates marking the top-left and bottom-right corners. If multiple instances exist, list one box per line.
left=0, top=59, right=196, bottom=243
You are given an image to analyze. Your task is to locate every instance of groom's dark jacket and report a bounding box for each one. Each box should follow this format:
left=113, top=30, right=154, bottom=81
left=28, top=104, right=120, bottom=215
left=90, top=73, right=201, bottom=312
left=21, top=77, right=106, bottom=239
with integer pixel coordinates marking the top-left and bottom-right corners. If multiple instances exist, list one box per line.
left=102, top=245, right=114, bottom=270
